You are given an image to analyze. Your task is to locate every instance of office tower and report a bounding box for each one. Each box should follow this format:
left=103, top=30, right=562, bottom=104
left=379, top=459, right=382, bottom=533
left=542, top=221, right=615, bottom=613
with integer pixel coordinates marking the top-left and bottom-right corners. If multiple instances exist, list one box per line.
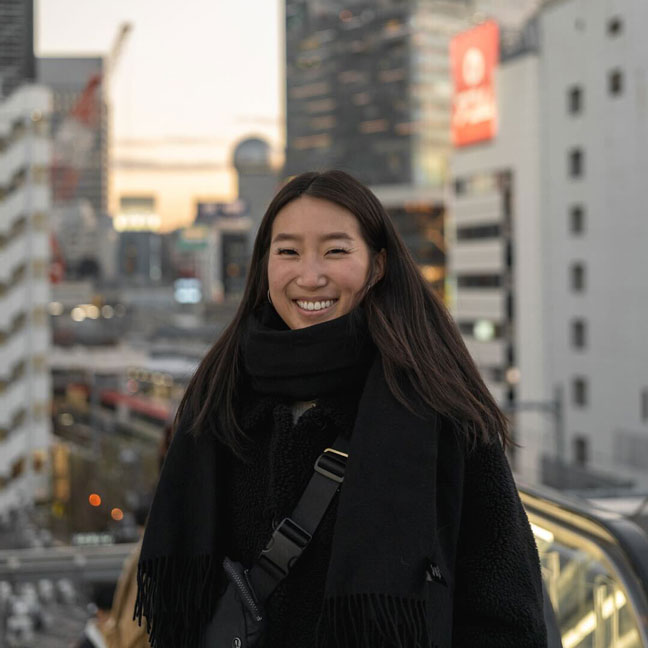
left=0, top=0, right=35, bottom=99
left=284, top=0, right=473, bottom=188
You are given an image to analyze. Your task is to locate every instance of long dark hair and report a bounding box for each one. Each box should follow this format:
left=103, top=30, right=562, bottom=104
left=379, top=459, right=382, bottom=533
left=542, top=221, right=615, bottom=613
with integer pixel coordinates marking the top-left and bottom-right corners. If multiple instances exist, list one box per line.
left=177, top=170, right=511, bottom=452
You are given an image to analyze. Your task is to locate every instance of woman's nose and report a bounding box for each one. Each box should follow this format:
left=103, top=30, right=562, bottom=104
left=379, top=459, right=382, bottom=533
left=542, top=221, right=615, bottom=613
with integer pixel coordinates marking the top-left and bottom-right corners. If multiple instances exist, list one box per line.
left=296, top=257, right=327, bottom=287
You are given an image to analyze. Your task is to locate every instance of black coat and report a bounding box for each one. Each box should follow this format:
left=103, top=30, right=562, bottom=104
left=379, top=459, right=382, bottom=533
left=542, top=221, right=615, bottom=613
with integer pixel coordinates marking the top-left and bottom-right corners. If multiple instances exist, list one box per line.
left=224, top=392, right=547, bottom=647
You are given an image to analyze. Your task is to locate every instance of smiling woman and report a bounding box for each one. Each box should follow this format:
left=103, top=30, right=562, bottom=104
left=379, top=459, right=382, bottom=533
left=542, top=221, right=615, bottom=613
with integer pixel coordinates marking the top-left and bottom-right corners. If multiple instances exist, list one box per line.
left=267, top=196, right=385, bottom=329
left=136, top=170, right=547, bottom=648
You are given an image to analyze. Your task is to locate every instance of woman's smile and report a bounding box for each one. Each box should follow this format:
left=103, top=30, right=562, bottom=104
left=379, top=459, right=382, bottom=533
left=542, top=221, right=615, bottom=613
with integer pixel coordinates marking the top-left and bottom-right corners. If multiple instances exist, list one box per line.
left=293, top=298, right=339, bottom=315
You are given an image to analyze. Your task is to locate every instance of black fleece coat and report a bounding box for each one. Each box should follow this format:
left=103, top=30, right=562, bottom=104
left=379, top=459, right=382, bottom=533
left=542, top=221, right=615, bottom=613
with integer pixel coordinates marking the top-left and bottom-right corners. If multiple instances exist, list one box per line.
left=223, top=391, right=547, bottom=648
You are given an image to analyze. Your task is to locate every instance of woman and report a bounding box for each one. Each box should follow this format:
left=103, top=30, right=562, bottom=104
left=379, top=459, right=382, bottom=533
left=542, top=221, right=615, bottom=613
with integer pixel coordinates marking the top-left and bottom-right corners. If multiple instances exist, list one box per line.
left=136, top=170, right=547, bottom=647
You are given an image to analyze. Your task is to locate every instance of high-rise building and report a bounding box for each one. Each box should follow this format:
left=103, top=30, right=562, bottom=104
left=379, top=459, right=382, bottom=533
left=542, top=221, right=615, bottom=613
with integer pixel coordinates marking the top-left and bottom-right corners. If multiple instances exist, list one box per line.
left=37, top=57, right=108, bottom=217
left=449, top=0, right=648, bottom=490
left=283, top=0, right=544, bottom=185
left=0, top=0, right=35, bottom=99
left=284, top=0, right=474, bottom=297
left=0, top=84, right=53, bottom=516
left=282, top=0, right=541, bottom=297
left=284, top=0, right=472, bottom=188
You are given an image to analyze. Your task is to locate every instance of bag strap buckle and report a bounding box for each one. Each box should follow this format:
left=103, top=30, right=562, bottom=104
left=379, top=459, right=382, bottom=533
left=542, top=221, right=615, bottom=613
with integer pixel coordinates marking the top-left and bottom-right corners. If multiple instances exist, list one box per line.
left=314, top=448, right=348, bottom=484
left=258, top=517, right=312, bottom=579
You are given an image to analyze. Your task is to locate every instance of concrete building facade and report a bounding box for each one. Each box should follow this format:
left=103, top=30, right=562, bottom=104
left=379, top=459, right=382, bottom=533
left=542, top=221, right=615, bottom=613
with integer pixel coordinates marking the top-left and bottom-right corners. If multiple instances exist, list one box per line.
left=0, top=84, right=53, bottom=516
left=449, top=46, right=544, bottom=482
left=540, top=0, right=648, bottom=488
left=450, top=0, right=648, bottom=489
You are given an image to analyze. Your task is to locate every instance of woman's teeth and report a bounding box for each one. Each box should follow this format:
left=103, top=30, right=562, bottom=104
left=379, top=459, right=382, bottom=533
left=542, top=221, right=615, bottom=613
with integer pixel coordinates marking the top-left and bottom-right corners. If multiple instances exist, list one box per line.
left=296, top=299, right=336, bottom=311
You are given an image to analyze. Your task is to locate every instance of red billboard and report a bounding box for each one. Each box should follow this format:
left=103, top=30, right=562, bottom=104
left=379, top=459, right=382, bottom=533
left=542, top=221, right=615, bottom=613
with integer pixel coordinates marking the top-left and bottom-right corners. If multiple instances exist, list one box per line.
left=450, top=20, right=499, bottom=147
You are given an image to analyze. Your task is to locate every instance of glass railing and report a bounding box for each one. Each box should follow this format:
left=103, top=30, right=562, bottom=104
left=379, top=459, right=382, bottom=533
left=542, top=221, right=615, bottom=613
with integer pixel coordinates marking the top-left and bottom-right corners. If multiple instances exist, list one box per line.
left=520, top=484, right=648, bottom=648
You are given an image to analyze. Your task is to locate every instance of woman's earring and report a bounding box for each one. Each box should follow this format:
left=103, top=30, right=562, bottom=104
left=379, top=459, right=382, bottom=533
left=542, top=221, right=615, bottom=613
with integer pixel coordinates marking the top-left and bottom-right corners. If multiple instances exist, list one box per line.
left=267, top=289, right=272, bottom=304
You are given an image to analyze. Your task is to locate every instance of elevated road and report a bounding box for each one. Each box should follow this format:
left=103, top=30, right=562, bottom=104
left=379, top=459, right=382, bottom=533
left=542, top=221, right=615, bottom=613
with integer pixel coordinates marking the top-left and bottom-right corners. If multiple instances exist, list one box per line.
left=0, top=542, right=137, bottom=584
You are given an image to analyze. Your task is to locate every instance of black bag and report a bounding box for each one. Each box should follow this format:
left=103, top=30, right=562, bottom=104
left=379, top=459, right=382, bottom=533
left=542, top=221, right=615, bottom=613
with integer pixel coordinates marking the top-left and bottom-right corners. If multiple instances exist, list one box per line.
left=203, top=444, right=349, bottom=648
left=203, top=557, right=266, bottom=648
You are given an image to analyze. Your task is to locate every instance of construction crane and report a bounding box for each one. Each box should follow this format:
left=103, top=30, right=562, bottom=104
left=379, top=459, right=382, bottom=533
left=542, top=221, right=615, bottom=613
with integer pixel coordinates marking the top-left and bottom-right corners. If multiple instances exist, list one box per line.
left=51, top=22, right=133, bottom=203
left=50, top=23, right=133, bottom=278
left=105, top=22, right=133, bottom=91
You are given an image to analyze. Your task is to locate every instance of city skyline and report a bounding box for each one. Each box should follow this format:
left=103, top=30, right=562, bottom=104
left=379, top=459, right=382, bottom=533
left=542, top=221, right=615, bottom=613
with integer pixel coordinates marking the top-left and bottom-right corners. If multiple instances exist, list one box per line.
left=36, top=0, right=283, bottom=229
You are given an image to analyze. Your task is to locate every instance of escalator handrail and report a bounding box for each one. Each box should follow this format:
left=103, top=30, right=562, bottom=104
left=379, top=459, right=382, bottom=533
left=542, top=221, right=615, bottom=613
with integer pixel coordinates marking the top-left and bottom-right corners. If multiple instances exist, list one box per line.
left=518, top=481, right=648, bottom=601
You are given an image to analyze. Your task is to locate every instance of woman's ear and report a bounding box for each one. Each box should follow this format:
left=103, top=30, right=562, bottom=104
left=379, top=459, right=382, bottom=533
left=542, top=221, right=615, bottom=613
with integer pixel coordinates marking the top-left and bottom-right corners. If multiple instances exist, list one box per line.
left=373, top=248, right=386, bottom=283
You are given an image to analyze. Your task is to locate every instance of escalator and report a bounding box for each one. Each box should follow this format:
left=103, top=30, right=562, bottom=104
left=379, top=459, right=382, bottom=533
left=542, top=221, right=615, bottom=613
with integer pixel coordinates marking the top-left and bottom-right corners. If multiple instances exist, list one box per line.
left=521, top=484, right=648, bottom=647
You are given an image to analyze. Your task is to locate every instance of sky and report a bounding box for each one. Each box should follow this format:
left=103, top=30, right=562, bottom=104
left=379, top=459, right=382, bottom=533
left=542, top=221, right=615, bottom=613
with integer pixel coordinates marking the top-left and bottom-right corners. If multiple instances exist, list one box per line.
left=36, top=0, right=283, bottom=229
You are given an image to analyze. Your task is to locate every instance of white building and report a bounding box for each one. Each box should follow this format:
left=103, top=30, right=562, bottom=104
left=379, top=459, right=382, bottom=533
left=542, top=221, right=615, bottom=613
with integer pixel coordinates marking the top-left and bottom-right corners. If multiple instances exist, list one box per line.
left=449, top=44, right=545, bottom=483
left=539, top=0, right=648, bottom=488
left=0, top=85, right=53, bottom=516
left=450, top=0, right=648, bottom=490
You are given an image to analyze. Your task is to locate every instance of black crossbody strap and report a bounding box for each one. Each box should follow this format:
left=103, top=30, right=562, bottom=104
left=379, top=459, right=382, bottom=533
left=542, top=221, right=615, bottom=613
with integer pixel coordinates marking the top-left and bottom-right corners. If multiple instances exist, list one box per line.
left=248, top=435, right=350, bottom=603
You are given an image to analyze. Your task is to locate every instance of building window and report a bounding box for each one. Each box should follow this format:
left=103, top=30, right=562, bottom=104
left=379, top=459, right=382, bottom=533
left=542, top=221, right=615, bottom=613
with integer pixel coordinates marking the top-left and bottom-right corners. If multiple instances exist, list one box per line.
left=11, top=457, right=25, bottom=480
left=570, top=263, right=586, bottom=292
left=456, top=274, right=501, bottom=289
left=609, top=69, right=623, bottom=96
left=32, top=211, right=48, bottom=230
left=642, top=389, right=648, bottom=422
left=32, top=450, right=47, bottom=473
left=485, top=367, right=505, bottom=383
left=457, top=320, right=503, bottom=340
left=573, top=435, right=589, bottom=465
left=571, top=319, right=587, bottom=349
left=607, top=16, right=623, bottom=36
left=573, top=377, right=588, bottom=407
left=359, top=119, right=389, bottom=134
left=32, top=166, right=49, bottom=184
left=570, top=205, right=585, bottom=234
left=568, top=86, right=583, bottom=114
left=452, top=173, right=497, bottom=197
left=568, top=148, right=584, bottom=178
left=293, top=133, right=331, bottom=150
left=456, top=223, right=501, bottom=240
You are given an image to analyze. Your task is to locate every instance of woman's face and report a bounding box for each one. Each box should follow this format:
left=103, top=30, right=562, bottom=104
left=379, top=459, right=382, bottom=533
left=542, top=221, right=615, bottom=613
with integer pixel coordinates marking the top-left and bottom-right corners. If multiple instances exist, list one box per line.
left=267, top=195, right=384, bottom=330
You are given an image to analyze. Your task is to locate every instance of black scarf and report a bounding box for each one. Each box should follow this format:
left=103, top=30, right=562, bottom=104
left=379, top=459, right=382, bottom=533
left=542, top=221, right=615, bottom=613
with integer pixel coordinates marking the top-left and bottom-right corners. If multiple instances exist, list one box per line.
left=242, top=302, right=375, bottom=401
left=137, top=305, right=455, bottom=648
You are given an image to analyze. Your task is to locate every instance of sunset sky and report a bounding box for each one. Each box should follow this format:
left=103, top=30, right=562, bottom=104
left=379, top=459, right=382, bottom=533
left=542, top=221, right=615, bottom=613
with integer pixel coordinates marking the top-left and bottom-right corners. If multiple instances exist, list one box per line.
left=36, top=0, right=283, bottom=230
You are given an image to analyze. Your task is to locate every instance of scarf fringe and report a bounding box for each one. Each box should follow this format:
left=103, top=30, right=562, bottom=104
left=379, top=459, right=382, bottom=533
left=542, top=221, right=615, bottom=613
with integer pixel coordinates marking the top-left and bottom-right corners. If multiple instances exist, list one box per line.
left=314, top=593, right=439, bottom=648
left=135, top=554, right=224, bottom=648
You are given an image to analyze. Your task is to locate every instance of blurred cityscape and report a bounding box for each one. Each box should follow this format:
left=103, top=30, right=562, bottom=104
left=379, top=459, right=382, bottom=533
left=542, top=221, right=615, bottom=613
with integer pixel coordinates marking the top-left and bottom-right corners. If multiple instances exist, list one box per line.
left=1, top=0, right=648, bottom=645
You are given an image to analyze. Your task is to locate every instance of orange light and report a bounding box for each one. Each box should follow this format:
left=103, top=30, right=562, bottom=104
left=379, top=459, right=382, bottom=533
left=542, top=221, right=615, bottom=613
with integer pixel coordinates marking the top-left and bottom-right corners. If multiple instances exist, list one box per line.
left=88, top=493, right=101, bottom=507
left=111, top=508, right=124, bottom=521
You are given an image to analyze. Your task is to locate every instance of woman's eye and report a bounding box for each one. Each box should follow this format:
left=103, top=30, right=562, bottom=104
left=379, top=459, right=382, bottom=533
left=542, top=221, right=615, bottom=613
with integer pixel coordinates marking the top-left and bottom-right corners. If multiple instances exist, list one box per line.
left=277, top=248, right=298, bottom=255
left=327, top=248, right=350, bottom=255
